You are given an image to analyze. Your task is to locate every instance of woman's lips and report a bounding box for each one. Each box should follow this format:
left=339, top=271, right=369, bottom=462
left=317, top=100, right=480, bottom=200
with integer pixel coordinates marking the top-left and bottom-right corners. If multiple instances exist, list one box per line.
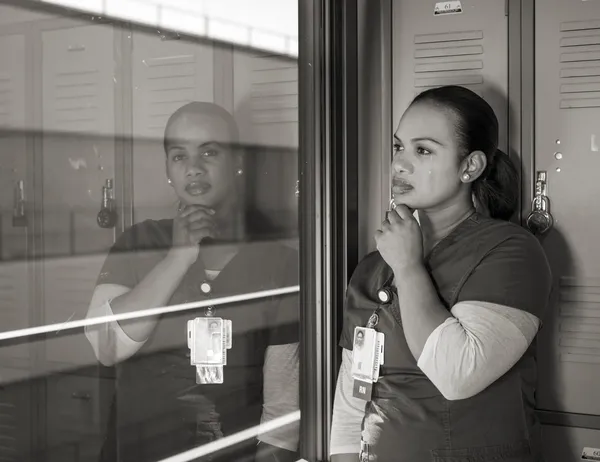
left=184, top=181, right=211, bottom=196
left=391, top=178, right=413, bottom=194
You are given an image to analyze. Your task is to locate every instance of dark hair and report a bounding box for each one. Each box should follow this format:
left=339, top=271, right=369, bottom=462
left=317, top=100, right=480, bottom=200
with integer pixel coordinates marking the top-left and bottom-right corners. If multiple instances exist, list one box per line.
left=163, top=101, right=240, bottom=153
left=411, top=86, right=518, bottom=221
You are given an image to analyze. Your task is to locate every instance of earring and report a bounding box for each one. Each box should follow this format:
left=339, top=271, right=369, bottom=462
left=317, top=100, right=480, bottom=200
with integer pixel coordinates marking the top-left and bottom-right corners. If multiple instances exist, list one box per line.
left=167, top=178, right=172, bottom=185
left=236, top=169, right=243, bottom=176
left=462, top=173, right=470, bottom=181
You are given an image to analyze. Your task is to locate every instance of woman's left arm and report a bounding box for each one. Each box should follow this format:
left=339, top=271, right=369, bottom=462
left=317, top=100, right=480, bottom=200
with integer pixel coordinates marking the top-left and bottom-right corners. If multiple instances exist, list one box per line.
left=375, top=205, right=455, bottom=359
left=393, top=263, right=453, bottom=360
left=376, top=207, right=552, bottom=400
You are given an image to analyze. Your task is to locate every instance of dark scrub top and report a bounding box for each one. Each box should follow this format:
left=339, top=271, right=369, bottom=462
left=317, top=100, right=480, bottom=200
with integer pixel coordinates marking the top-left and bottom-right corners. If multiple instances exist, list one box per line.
left=340, top=213, right=552, bottom=462
left=97, top=218, right=299, bottom=462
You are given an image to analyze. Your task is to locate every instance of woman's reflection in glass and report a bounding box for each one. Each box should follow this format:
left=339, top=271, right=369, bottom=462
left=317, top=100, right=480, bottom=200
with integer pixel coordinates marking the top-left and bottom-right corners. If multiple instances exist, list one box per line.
left=85, top=102, right=300, bottom=462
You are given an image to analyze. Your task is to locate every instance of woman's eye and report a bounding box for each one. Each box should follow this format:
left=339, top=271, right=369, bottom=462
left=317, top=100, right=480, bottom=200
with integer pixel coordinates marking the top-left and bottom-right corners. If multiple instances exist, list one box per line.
left=203, top=149, right=219, bottom=157
left=416, top=146, right=432, bottom=156
left=393, top=143, right=404, bottom=154
left=171, top=153, right=185, bottom=162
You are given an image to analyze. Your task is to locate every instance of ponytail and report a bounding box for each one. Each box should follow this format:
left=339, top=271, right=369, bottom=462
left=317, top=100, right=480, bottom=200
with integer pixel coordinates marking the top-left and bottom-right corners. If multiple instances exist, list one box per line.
left=473, top=149, right=519, bottom=221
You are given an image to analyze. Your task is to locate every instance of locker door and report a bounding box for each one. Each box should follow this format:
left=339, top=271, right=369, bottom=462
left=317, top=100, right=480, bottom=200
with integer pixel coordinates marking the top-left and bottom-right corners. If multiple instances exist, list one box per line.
left=534, top=0, right=600, bottom=459
left=0, top=32, right=31, bottom=368
left=41, top=23, right=117, bottom=372
left=131, top=30, right=214, bottom=223
left=233, top=51, right=299, bottom=242
left=393, top=0, right=508, bottom=152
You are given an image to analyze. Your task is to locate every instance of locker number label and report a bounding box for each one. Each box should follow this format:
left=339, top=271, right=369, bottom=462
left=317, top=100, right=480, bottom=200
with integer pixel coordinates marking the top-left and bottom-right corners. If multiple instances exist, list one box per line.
left=582, top=447, right=600, bottom=461
left=434, top=1, right=463, bottom=16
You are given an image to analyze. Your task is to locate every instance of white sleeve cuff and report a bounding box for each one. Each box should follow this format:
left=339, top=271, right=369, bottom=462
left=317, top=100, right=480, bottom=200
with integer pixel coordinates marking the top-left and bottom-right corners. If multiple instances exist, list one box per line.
left=417, top=301, right=540, bottom=401
left=85, top=284, right=146, bottom=365
left=330, top=348, right=365, bottom=455
left=258, top=343, right=300, bottom=451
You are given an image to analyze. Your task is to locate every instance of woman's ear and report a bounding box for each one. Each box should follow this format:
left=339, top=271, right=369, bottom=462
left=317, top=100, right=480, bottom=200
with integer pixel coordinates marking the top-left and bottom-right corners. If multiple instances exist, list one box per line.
left=234, top=148, right=245, bottom=175
left=460, top=150, right=487, bottom=183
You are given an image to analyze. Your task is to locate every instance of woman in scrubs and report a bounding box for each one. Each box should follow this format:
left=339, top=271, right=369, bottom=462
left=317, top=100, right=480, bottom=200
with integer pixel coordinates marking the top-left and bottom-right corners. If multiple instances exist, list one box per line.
left=330, top=86, right=552, bottom=462
left=85, top=102, right=300, bottom=462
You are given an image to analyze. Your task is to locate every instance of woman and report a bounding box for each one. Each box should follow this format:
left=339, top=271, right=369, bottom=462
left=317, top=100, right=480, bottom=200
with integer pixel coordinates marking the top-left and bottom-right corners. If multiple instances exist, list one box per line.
left=330, top=86, right=552, bottom=461
left=85, top=102, right=300, bottom=462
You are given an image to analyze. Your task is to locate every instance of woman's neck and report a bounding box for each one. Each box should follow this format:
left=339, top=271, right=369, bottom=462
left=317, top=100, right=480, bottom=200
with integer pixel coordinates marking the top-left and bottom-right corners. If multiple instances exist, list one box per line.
left=213, top=198, right=245, bottom=242
left=417, top=201, right=475, bottom=255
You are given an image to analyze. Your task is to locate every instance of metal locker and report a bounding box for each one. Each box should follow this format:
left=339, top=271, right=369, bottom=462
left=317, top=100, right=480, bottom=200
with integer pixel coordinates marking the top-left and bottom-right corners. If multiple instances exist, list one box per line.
left=233, top=50, right=299, bottom=240
left=0, top=32, right=31, bottom=367
left=393, top=0, right=509, bottom=153
left=40, top=22, right=117, bottom=371
left=533, top=0, right=600, bottom=458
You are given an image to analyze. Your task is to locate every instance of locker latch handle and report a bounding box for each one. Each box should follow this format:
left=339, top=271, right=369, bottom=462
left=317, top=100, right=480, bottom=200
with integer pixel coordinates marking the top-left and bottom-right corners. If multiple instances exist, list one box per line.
left=526, top=171, right=553, bottom=236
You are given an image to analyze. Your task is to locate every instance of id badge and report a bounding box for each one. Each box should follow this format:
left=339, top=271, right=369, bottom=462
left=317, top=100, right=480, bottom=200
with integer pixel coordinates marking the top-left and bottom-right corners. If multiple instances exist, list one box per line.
left=187, top=317, right=233, bottom=384
left=351, top=327, right=378, bottom=382
left=351, top=327, right=385, bottom=401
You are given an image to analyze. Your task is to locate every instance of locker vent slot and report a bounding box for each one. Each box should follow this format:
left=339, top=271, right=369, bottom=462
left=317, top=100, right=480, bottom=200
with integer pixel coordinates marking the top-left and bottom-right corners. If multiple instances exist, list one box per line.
left=0, top=271, right=19, bottom=326
left=0, top=72, right=14, bottom=128
left=0, top=266, right=28, bottom=361
left=143, top=54, right=196, bottom=133
left=558, top=277, right=600, bottom=364
left=413, top=30, right=484, bottom=94
left=43, top=258, right=101, bottom=321
left=0, top=400, right=18, bottom=461
left=251, top=53, right=298, bottom=125
left=559, top=21, right=600, bottom=109
left=48, top=68, right=103, bottom=132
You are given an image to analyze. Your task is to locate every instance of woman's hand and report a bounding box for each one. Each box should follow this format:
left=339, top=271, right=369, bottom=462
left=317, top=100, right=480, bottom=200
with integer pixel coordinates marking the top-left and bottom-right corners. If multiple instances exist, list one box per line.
left=170, top=205, right=217, bottom=264
left=374, top=205, right=424, bottom=274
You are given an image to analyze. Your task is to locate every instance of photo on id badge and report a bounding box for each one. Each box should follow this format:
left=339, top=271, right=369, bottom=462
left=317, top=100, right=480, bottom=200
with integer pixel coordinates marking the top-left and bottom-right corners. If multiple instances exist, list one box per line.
left=352, top=327, right=376, bottom=380
left=355, top=328, right=365, bottom=350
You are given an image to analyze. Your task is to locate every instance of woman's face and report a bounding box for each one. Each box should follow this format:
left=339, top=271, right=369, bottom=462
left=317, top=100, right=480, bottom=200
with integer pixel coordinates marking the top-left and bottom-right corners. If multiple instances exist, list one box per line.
left=165, top=112, right=240, bottom=209
left=391, top=102, right=469, bottom=212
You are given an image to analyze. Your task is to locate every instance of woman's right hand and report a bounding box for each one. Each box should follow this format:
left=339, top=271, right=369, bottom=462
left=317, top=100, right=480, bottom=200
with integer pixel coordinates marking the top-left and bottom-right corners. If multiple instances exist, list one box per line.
left=170, top=205, right=217, bottom=264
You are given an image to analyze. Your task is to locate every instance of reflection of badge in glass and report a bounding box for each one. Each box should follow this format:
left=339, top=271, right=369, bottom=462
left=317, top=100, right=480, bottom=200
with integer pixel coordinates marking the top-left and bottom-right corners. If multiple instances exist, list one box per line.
left=187, top=317, right=233, bottom=384
left=200, top=281, right=212, bottom=294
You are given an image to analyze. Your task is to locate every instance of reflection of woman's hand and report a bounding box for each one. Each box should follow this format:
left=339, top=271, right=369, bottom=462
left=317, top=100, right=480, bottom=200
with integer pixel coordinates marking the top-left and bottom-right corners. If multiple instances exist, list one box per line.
left=170, top=205, right=217, bottom=264
left=374, top=204, right=424, bottom=274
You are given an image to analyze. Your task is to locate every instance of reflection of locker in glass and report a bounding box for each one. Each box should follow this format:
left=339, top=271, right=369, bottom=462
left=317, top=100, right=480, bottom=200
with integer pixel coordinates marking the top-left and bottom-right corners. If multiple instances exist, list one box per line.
left=41, top=24, right=117, bottom=371
left=0, top=32, right=30, bottom=365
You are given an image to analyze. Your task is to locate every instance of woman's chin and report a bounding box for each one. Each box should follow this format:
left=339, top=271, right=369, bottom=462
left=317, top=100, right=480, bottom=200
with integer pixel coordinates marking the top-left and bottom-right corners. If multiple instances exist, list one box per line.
left=391, top=196, right=415, bottom=208
left=180, top=194, right=216, bottom=208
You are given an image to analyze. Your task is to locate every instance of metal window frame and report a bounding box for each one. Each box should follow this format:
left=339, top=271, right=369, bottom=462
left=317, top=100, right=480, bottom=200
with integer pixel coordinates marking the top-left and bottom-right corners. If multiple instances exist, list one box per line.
left=508, top=0, right=535, bottom=226
left=298, top=0, right=359, bottom=460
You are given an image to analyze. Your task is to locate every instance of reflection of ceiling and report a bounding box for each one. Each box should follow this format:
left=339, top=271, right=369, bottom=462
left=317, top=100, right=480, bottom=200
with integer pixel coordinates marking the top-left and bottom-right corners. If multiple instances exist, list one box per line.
left=38, top=0, right=299, bottom=57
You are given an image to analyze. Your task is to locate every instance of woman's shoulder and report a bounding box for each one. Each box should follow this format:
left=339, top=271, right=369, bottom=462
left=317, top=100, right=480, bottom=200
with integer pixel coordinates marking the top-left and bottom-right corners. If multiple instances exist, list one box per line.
left=474, top=215, right=544, bottom=253
left=114, top=219, right=173, bottom=251
left=242, top=239, right=299, bottom=265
